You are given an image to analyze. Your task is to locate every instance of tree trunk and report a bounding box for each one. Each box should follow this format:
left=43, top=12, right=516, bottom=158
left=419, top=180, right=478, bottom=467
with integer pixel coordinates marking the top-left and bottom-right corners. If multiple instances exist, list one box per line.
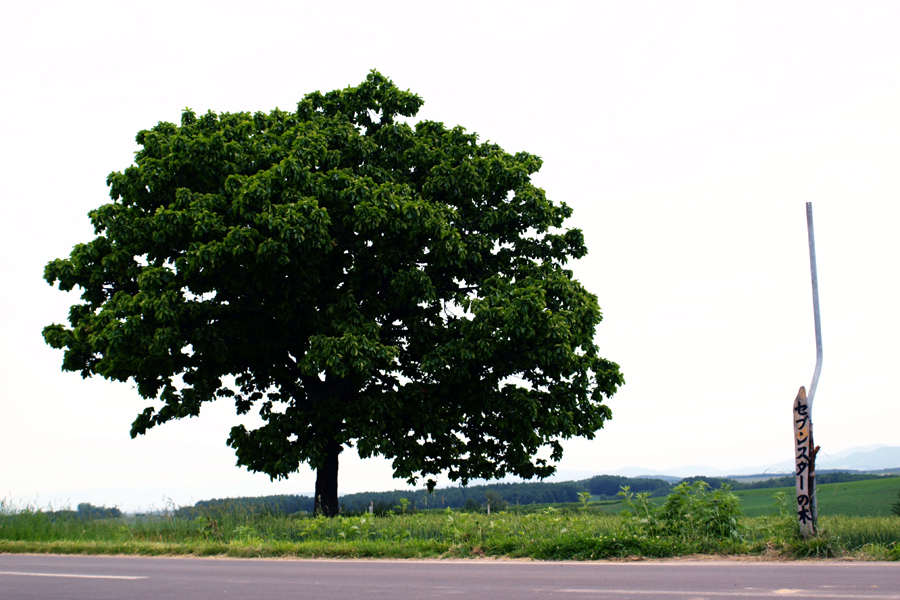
left=313, top=440, right=341, bottom=517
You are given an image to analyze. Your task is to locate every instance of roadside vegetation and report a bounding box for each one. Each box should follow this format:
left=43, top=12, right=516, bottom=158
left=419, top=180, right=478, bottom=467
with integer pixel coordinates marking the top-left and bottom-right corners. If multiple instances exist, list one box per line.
left=2, top=478, right=898, bottom=561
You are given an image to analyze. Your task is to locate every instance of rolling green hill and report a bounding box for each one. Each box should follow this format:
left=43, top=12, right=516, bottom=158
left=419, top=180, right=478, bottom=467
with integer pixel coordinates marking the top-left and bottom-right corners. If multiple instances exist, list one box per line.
left=734, top=476, right=900, bottom=517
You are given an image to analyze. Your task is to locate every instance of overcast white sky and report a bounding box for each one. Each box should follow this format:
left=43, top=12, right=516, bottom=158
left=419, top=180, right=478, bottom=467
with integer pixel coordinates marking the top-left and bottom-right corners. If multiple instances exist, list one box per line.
left=2, top=1, right=898, bottom=511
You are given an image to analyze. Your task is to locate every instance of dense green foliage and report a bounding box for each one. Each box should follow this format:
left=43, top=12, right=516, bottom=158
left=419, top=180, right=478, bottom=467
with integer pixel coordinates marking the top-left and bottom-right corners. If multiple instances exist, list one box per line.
left=42, top=71, right=622, bottom=516
left=619, top=481, right=743, bottom=543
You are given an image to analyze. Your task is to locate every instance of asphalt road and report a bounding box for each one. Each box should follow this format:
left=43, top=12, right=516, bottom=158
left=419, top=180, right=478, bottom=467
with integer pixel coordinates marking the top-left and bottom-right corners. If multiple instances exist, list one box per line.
left=0, top=554, right=897, bottom=599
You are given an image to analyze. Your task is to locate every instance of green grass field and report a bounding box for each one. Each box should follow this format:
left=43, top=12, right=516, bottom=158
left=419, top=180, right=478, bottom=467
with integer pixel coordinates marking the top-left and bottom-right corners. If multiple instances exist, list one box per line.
left=734, top=476, right=900, bottom=517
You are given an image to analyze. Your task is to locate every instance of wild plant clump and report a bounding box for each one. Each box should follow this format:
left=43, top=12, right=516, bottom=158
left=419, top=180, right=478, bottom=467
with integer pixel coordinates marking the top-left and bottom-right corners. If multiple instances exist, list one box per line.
left=618, top=481, right=743, bottom=547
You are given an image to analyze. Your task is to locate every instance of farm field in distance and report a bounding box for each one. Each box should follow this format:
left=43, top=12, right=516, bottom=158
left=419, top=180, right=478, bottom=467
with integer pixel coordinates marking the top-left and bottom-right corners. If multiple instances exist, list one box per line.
left=568, top=477, right=900, bottom=518
left=734, top=477, right=900, bottom=517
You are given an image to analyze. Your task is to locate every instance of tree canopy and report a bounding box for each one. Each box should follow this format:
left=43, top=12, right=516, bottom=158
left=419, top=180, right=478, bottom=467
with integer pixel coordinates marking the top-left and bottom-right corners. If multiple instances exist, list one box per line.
left=43, top=71, right=623, bottom=516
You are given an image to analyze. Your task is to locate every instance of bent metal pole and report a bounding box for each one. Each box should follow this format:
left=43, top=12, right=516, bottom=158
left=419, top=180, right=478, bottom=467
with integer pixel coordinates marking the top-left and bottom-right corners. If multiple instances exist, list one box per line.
left=795, top=202, right=823, bottom=536
left=806, top=202, right=823, bottom=413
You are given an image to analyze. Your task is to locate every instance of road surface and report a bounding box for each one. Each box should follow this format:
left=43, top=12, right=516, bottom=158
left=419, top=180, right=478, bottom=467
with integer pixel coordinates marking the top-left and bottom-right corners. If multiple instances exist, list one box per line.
left=0, top=554, right=897, bottom=599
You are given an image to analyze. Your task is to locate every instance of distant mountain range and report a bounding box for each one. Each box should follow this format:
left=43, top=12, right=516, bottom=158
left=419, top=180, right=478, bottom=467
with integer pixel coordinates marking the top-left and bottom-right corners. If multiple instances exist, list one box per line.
left=817, top=445, right=900, bottom=471
left=546, top=445, right=900, bottom=482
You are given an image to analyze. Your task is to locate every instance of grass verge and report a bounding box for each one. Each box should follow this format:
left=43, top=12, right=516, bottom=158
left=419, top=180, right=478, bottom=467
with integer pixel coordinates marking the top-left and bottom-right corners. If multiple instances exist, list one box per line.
left=1, top=513, right=897, bottom=561
left=2, top=490, right=898, bottom=561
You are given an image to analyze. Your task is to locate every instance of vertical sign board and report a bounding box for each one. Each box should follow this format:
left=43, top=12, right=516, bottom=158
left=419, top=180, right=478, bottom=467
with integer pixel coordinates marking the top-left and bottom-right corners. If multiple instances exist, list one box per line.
left=793, top=386, right=815, bottom=536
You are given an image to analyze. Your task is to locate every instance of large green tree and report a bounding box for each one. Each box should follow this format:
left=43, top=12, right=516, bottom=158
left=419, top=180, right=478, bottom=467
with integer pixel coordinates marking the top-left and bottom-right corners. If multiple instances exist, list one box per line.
left=44, top=72, right=623, bottom=516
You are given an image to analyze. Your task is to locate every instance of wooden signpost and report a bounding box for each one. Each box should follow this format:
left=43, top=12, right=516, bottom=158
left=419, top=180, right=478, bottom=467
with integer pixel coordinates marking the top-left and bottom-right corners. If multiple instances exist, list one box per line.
left=793, top=386, right=817, bottom=537
left=795, top=202, right=823, bottom=537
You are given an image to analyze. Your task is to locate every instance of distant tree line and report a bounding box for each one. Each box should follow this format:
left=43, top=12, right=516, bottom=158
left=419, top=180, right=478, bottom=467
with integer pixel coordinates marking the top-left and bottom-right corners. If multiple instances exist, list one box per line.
left=174, top=477, right=673, bottom=516
left=172, top=471, right=896, bottom=517
left=682, top=472, right=889, bottom=491
left=175, top=495, right=315, bottom=518
left=43, top=503, right=122, bottom=521
left=581, top=475, right=672, bottom=499
left=339, top=480, right=591, bottom=513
